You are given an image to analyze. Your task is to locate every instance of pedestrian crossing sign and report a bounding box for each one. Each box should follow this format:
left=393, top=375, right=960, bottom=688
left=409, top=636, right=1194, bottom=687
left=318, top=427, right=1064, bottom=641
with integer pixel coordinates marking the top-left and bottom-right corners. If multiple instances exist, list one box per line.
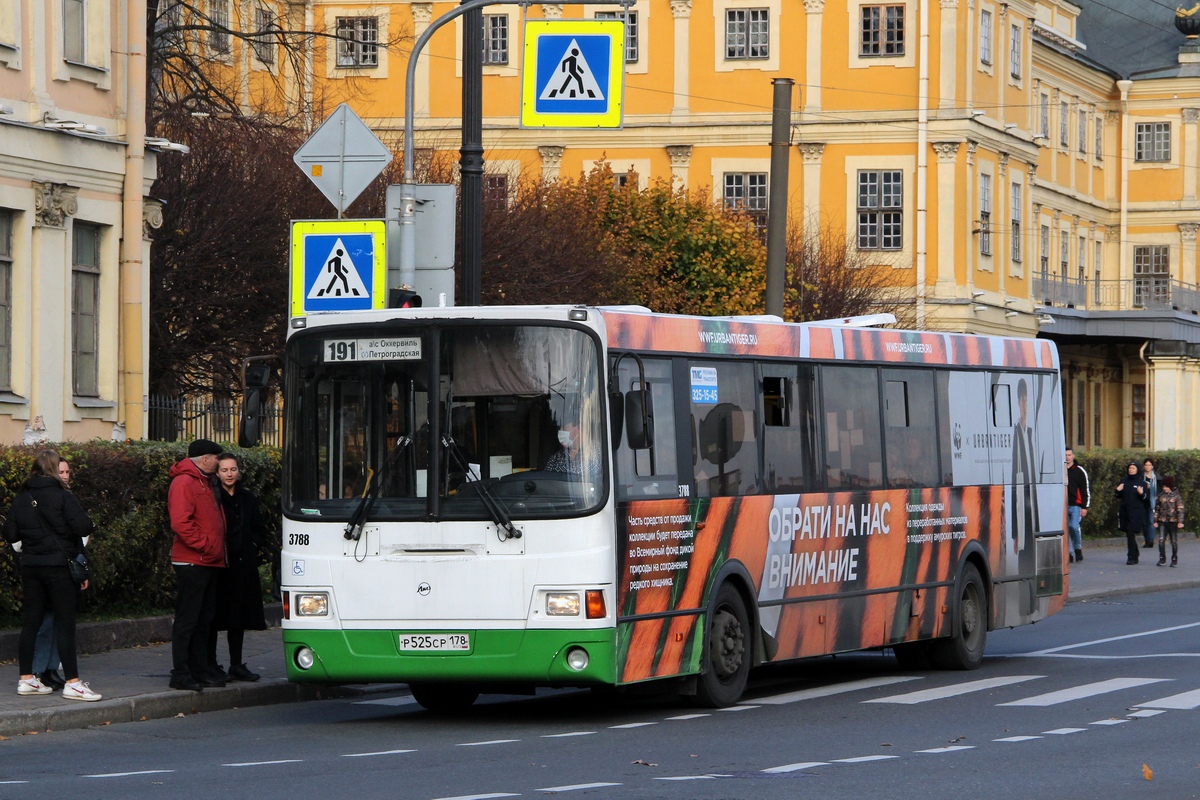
left=521, top=20, right=625, bottom=129
left=290, top=220, right=387, bottom=316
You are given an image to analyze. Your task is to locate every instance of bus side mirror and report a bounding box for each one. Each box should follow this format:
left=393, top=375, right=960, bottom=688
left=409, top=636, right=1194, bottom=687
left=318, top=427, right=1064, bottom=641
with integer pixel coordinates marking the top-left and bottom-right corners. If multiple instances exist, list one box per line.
left=239, top=363, right=272, bottom=448
left=625, top=390, right=653, bottom=450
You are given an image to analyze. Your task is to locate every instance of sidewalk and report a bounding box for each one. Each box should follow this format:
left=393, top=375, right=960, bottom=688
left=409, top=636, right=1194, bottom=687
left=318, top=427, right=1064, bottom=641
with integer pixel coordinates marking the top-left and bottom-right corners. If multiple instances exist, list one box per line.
left=1, top=537, right=1197, bottom=738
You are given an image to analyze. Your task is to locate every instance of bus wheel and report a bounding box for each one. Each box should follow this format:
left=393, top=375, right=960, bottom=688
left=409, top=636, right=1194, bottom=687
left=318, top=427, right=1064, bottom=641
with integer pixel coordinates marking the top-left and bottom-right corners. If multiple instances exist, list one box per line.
left=892, top=641, right=932, bottom=670
left=409, top=683, right=480, bottom=712
left=693, top=584, right=751, bottom=708
left=931, top=563, right=987, bottom=670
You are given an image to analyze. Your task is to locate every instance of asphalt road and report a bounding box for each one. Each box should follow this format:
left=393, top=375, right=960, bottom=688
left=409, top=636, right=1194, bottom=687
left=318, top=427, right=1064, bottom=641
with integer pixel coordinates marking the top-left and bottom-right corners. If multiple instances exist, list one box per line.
left=1, top=586, right=1197, bottom=799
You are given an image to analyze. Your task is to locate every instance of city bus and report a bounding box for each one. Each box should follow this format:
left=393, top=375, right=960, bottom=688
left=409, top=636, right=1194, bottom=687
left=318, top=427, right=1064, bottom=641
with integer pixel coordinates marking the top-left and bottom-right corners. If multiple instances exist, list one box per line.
left=278, top=305, right=1067, bottom=709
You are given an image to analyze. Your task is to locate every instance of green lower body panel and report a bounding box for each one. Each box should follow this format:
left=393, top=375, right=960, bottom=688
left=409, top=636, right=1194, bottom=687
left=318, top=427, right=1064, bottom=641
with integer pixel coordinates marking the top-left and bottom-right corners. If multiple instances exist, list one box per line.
left=284, top=627, right=617, bottom=687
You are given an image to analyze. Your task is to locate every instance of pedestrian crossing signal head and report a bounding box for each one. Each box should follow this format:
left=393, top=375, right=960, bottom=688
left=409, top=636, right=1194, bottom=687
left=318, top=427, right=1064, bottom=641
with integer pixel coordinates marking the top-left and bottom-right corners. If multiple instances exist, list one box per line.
left=389, top=289, right=422, bottom=309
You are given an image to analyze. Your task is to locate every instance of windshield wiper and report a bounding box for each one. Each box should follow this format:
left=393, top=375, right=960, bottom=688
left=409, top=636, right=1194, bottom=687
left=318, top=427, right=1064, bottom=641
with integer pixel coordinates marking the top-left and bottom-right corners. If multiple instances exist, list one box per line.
left=441, top=434, right=522, bottom=541
left=344, top=434, right=413, bottom=542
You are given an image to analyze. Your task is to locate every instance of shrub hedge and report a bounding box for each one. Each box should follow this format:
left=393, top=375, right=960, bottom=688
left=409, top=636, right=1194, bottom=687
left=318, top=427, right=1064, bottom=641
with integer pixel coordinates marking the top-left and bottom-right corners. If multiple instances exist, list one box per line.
left=1075, top=449, right=1197, bottom=539
left=0, top=440, right=280, bottom=628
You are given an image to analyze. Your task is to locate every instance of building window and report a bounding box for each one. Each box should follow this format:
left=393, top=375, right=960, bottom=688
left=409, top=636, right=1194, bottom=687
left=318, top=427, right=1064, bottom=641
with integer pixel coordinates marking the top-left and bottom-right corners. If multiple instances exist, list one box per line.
left=979, top=10, right=992, bottom=65
left=860, top=5, right=904, bottom=57
left=1078, top=236, right=1086, bottom=282
left=725, top=9, right=769, bottom=60
left=0, top=210, right=11, bottom=391
left=1133, top=245, right=1169, bottom=308
left=483, top=174, right=509, bottom=207
left=1040, top=225, right=1050, bottom=279
left=614, top=172, right=630, bottom=188
left=978, top=174, right=991, bottom=256
left=253, top=7, right=276, bottom=64
left=1059, top=101, right=1069, bottom=147
left=209, top=0, right=230, bottom=53
left=1040, top=93, right=1049, bottom=138
left=1092, top=383, right=1102, bottom=447
left=1074, top=379, right=1085, bottom=446
left=1059, top=235, right=1068, bottom=278
left=1078, top=110, right=1087, bottom=153
left=596, top=10, right=638, bottom=62
left=1009, top=24, right=1021, bottom=78
left=72, top=222, right=101, bottom=398
left=482, top=14, right=508, bottom=65
left=857, top=170, right=903, bottom=250
left=1135, top=122, right=1171, bottom=163
left=724, top=172, right=768, bottom=230
left=1131, top=384, right=1146, bottom=448
left=64, top=0, right=86, bottom=62
left=336, top=17, right=378, bottom=68
left=1010, top=184, right=1022, bottom=262
left=1095, top=116, right=1104, bottom=159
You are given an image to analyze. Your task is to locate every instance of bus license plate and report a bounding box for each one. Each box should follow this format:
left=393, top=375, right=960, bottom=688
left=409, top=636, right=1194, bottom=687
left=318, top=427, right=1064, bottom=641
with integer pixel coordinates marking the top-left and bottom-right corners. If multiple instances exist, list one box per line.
left=398, top=633, right=470, bottom=652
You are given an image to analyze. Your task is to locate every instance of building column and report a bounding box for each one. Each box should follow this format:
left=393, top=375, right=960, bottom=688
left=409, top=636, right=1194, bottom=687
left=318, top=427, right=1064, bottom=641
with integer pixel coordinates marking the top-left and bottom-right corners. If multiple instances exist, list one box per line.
left=412, top=4, right=433, bottom=119
left=30, top=182, right=78, bottom=443
left=799, top=143, right=824, bottom=221
left=1184, top=108, right=1199, bottom=203
left=667, top=144, right=692, bottom=189
left=1181, top=222, right=1199, bottom=286
left=539, top=145, right=564, bottom=183
left=965, top=141, right=977, bottom=292
left=670, top=0, right=692, bottom=119
left=996, top=152, right=1008, bottom=296
left=939, top=0, right=958, bottom=110
left=1149, top=355, right=1188, bottom=450
left=803, top=0, right=824, bottom=114
left=932, top=142, right=960, bottom=294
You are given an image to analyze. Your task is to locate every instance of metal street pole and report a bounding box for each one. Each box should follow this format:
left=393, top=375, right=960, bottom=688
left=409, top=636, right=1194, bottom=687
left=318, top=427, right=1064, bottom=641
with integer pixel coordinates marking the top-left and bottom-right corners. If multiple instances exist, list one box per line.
left=461, top=1, right=484, bottom=305
left=765, top=78, right=793, bottom=319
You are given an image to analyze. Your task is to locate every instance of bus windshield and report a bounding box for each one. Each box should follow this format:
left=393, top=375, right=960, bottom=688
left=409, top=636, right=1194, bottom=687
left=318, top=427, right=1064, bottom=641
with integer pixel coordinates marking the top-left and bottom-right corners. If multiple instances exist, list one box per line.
left=284, top=322, right=605, bottom=521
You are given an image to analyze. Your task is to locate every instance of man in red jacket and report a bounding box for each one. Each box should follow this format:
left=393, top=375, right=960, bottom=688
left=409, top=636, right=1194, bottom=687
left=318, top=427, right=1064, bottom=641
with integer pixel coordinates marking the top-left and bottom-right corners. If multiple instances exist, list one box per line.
left=168, top=439, right=227, bottom=691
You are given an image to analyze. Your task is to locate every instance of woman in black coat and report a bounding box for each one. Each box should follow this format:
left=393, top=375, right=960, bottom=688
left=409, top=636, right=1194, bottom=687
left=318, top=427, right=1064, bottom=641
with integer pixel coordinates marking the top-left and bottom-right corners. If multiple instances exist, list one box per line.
left=2, top=450, right=101, bottom=701
left=1115, top=461, right=1150, bottom=565
left=207, top=453, right=268, bottom=682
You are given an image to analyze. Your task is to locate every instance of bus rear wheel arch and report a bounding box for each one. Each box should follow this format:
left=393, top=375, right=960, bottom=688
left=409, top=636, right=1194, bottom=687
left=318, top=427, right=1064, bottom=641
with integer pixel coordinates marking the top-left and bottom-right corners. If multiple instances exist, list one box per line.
left=930, top=562, right=987, bottom=670
left=692, top=583, right=752, bottom=708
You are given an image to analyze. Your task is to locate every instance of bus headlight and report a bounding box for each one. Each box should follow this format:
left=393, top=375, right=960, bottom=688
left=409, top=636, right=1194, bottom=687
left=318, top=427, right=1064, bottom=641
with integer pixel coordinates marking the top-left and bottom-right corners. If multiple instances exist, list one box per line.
left=546, top=592, right=581, bottom=616
left=565, top=647, right=589, bottom=671
left=296, top=592, right=329, bottom=617
left=295, top=647, right=315, bottom=670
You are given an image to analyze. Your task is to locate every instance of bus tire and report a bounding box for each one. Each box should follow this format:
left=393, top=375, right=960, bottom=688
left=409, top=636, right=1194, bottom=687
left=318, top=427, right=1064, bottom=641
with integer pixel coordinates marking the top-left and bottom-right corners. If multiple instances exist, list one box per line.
left=930, top=563, right=987, bottom=670
left=409, top=682, right=480, bottom=712
left=892, top=641, right=933, bottom=670
left=693, top=584, right=751, bottom=708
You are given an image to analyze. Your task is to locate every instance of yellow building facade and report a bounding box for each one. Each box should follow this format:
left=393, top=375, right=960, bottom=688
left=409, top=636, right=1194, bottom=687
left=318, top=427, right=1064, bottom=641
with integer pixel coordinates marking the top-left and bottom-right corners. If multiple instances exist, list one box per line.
left=198, top=0, right=1200, bottom=451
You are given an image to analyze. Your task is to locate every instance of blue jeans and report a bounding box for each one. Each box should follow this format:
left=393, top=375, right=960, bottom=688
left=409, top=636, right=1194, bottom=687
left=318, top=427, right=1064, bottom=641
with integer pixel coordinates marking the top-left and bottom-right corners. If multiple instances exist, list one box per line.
left=1067, top=506, right=1083, bottom=553
left=32, top=612, right=60, bottom=673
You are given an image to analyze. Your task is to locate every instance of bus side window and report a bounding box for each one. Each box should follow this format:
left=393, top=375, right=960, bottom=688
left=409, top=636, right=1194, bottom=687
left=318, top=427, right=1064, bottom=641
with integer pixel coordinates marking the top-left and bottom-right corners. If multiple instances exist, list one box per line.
left=614, top=357, right=678, bottom=500
left=883, top=369, right=939, bottom=489
left=762, top=366, right=819, bottom=493
left=821, top=365, right=884, bottom=490
left=690, top=361, right=760, bottom=497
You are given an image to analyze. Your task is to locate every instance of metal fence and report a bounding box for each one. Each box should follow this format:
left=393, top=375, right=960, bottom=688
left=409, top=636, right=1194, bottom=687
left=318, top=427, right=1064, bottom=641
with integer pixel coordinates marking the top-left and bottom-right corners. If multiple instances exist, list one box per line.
left=146, top=395, right=284, bottom=448
left=1033, top=276, right=1200, bottom=315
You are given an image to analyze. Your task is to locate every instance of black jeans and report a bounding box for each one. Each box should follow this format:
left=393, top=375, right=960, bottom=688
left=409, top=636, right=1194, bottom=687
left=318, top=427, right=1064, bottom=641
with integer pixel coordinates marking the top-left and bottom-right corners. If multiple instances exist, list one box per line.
left=19, top=566, right=79, bottom=680
left=171, top=564, right=220, bottom=679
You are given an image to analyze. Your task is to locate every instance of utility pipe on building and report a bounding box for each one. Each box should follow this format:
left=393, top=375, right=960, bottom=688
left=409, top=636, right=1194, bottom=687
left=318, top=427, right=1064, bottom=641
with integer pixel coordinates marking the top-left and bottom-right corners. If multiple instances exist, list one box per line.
left=765, top=79, right=793, bottom=318
left=121, top=0, right=149, bottom=440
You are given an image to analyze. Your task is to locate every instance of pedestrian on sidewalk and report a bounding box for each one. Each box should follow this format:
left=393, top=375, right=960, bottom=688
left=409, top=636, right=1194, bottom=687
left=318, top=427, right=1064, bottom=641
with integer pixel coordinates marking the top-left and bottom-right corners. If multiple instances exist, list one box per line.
left=1154, top=476, right=1184, bottom=567
left=1142, top=458, right=1160, bottom=548
left=1116, top=461, right=1150, bottom=565
left=1065, top=447, right=1090, bottom=563
left=2, top=449, right=102, bottom=701
left=168, top=439, right=228, bottom=692
left=207, top=452, right=267, bottom=683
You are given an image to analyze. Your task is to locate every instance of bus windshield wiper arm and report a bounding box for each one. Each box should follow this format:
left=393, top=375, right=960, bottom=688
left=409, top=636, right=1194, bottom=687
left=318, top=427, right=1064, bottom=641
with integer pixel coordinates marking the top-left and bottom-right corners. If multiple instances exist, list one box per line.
left=344, top=434, right=413, bottom=542
left=441, top=434, right=522, bottom=541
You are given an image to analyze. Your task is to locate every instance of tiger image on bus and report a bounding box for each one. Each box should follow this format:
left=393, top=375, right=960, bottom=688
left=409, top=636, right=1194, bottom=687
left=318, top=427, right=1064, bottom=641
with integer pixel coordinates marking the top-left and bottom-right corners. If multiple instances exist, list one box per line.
left=279, top=304, right=1067, bottom=710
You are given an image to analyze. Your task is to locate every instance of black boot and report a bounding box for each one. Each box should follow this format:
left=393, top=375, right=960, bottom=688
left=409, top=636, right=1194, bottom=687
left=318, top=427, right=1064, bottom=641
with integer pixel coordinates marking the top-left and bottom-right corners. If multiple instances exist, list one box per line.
left=1171, top=552, right=1178, bottom=567
left=1157, top=553, right=1166, bottom=566
left=1075, top=548, right=1083, bottom=562
left=39, top=670, right=66, bottom=690
left=228, top=663, right=261, bottom=682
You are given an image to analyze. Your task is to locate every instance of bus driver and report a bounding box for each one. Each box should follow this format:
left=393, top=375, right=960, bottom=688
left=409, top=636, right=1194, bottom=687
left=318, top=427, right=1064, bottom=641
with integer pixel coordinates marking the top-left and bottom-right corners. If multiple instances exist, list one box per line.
left=546, top=421, right=601, bottom=480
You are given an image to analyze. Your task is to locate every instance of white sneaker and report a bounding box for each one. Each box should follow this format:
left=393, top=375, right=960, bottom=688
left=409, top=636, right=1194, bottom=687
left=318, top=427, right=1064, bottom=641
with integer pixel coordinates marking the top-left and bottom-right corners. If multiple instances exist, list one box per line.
left=17, top=676, right=52, bottom=696
left=62, top=681, right=102, bottom=702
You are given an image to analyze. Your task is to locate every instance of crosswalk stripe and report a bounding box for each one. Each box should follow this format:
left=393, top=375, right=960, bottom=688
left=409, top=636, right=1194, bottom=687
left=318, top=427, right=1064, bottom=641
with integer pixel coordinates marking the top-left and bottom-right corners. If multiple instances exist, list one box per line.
left=1134, top=688, right=1200, bottom=710
left=762, top=762, right=829, bottom=773
left=994, top=736, right=1043, bottom=742
left=537, top=783, right=621, bottom=792
left=865, top=675, right=1044, bottom=704
left=916, top=746, right=975, bottom=754
left=748, top=676, right=920, bottom=705
left=1042, top=728, right=1087, bottom=735
left=998, top=677, right=1169, bottom=706
left=1090, top=719, right=1129, bottom=726
left=833, top=755, right=899, bottom=763
left=1128, top=709, right=1166, bottom=718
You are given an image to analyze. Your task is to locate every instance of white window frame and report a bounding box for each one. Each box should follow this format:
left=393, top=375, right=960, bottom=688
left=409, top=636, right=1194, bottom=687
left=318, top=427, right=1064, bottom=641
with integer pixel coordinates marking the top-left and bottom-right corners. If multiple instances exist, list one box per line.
left=1059, top=234, right=1068, bottom=278
left=857, top=170, right=903, bottom=251
left=595, top=10, right=638, bottom=63
left=64, top=0, right=86, bottom=62
left=209, top=0, right=230, bottom=53
left=1008, top=23, right=1021, bottom=79
left=1078, top=110, right=1087, bottom=154
left=725, top=8, right=770, bottom=60
left=1077, top=235, right=1086, bottom=282
left=1095, top=115, right=1104, bottom=159
left=1133, top=245, right=1170, bottom=308
left=979, top=9, right=992, bottom=65
left=336, top=16, right=378, bottom=68
left=1040, top=225, right=1050, bottom=278
left=1060, top=101, right=1069, bottom=147
left=860, top=4, right=905, bottom=58
left=1010, top=183, right=1022, bottom=263
left=72, top=222, right=102, bottom=398
left=253, top=6, right=276, bottom=64
left=1135, top=122, right=1171, bottom=163
left=482, top=14, right=508, bottom=65
left=723, top=172, right=769, bottom=231
left=1040, top=93, right=1049, bottom=138
left=979, top=173, right=992, bottom=256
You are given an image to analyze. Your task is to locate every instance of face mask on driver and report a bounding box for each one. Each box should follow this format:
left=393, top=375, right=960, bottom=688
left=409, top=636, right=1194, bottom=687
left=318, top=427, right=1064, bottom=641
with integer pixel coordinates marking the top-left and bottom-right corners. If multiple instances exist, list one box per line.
left=557, top=430, right=573, bottom=448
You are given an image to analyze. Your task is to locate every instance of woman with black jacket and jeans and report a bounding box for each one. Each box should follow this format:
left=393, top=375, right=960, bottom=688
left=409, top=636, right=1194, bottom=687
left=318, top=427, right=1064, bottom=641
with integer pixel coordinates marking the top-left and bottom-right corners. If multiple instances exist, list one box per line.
left=2, top=450, right=102, bottom=701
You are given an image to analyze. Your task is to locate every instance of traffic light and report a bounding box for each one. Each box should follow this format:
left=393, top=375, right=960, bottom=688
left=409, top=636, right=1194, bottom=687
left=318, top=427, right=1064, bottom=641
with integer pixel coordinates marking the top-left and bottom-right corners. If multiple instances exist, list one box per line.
left=389, top=289, right=423, bottom=309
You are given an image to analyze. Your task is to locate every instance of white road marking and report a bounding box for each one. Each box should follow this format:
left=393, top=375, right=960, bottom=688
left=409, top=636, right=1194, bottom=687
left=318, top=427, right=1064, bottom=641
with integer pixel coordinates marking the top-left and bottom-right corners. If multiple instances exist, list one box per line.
left=655, top=776, right=717, bottom=781
left=1042, top=728, right=1087, bottom=735
left=749, top=676, right=920, bottom=705
left=915, top=746, right=975, bottom=754
left=832, top=755, right=899, bottom=763
left=458, top=739, right=521, bottom=747
left=223, top=760, right=303, bottom=767
left=1010, top=622, right=1200, bottom=657
left=536, top=783, right=621, bottom=792
left=341, top=749, right=417, bottom=757
left=762, top=762, right=829, bottom=773
left=666, top=713, right=710, bottom=720
left=432, top=794, right=520, bottom=800
left=84, top=771, right=176, bottom=778
left=541, top=731, right=595, bottom=738
left=994, top=736, right=1043, bottom=742
left=866, top=675, right=1044, bottom=704
left=720, top=705, right=758, bottom=711
left=1128, top=709, right=1166, bottom=718
left=608, top=722, right=657, bottom=729
left=998, top=678, right=1169, bottom=706
left=0, top=781, right=30, bottom=785
left=1090, top=719, right=1129, bottom=726
left=1135, top=688, right=1200, bottom=710
left=354, top=695, right=420, bottom=706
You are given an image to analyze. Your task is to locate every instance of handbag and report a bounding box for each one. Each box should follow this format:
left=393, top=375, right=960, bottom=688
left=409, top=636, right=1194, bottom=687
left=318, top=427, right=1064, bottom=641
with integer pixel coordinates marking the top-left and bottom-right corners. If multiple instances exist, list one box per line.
left=29, top=496, right=90, bottom=586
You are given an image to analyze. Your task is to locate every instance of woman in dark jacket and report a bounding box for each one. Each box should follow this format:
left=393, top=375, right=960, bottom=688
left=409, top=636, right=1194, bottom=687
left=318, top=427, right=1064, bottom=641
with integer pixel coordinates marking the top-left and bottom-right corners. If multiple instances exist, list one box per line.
left=207, top=453, right=268, bottom=682
left=2, top=450, right=101, bottom=701
left=1115, top=461, right=1150, bottom=566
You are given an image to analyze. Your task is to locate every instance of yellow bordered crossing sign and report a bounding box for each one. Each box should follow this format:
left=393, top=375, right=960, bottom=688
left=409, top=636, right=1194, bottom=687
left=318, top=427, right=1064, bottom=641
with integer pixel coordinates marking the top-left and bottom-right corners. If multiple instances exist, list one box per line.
left=521, top=19, right=625, bottom=129
left=290, top=219, right=387, bottom=317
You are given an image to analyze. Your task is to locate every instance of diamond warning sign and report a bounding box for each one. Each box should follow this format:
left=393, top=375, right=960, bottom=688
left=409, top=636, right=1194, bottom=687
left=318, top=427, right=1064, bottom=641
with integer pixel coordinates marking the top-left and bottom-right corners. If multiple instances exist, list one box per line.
left=522, top=20, right=624, bottom=129
left=290, top=219, right=386, bottom=316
